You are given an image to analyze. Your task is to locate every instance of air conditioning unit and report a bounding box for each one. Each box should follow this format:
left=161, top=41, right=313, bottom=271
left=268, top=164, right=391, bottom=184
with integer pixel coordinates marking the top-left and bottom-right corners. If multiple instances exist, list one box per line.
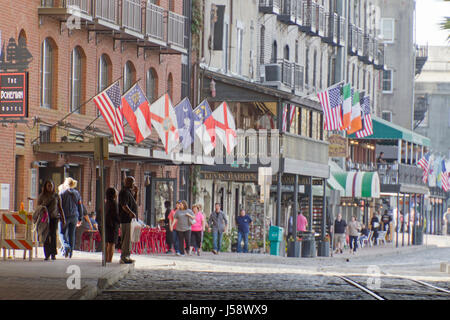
left=259, top=63, right=282, bottom=85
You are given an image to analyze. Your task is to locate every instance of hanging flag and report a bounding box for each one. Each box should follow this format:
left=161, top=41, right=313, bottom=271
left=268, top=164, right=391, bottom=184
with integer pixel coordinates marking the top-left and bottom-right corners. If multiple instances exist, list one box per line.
left=342, top=83, right=352, bottom=130
left=317, top=84, right=343, bottom=131
left=437, top=157, right=444, bottom=189
left=356, top=95, right=373, bottom=138
left=347, top=90, right=362, bottom=135
left=428, top=155, right=439, bottom=187
left=418, top=152, right=431, bottom=183
left=149, top=94, right=179, bottom=154
left=174, top=97, right=195, bottom=150
left=212, top=101, right=237, bottom=155
left=441, top=160, right=449, bottom=192
left=93, top=81, right=124, bottom=146
left=121, top=83, right=152, bottom=144
left=193, top=99, right=216, bottom=155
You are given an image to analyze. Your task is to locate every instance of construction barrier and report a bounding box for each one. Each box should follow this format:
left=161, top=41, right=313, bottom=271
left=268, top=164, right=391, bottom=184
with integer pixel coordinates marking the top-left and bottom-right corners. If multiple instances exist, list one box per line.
left=0, top=209, right=37, bottom=261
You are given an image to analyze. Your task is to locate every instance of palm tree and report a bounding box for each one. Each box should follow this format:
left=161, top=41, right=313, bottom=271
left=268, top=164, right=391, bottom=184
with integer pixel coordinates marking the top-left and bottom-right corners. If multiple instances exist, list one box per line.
left=441, top=0, right=450, bottom=40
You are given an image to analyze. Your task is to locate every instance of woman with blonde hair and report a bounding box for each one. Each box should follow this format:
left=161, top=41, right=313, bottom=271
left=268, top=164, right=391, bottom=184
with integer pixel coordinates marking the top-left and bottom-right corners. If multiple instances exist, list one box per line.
left=190, top=204, right=206, bottom=256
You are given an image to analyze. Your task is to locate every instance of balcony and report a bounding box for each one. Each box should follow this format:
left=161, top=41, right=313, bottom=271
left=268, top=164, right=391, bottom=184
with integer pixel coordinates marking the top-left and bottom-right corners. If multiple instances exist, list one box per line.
left=323, top=12, right=338, bottom=45
left=281, top=132, right=329, bottom=178
left=317, top=5, right=325, bottom=37
left=338, top=16, right=345, bottom=46
left=298, top=0, right=312, bottom=32
left=259, top=0, right=281, bottom=15
left=374, top=44, right=385, bottom=70
left=295, top=0, right=304, bottom=26
left=415, top=44, right=428, bottom=76
left=348, top=23, right=357, bottom=55
left=310, top=2, right=318, bottom=34
left=356, top=27, right=363, bottom=56
left=38, top=0, right=187, bottom=53
left=293, top=64, right=304, bottom=92
left=259, top=60, right=304, bottom=92
left=360, top=34, right=373, bottom=63
left=167, top=11, right=187, bottom=53
left=278, top=0, right=297, bottom=25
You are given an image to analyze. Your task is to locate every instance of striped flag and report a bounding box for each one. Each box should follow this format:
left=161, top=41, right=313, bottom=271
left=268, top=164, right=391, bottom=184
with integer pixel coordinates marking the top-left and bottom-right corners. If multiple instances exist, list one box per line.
left=282, top=104, right=296, bottom=132
left=441, top=160, right=449, bottom=192
left=317, top=84, right=343, bottom=131
left=93, top=81, right=124, bottom=145
left=356, top=95, right=373, bottom=138
left=342, top=83, right=352, bottom=130
left=417, top=153, right=431, bottom=183
left=347, top=90, right=363, bottom=134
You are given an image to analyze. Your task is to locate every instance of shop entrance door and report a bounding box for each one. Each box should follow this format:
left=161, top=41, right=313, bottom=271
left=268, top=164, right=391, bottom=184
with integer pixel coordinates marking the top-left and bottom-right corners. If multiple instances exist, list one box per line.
left=149, top=178, right=177, bottom=227
left=38, top=166, right=66, bottom=194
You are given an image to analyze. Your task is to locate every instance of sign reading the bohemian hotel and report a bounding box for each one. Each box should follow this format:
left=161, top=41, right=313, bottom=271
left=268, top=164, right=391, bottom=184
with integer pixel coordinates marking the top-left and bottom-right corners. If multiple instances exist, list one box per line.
left=328, top=134, right=348, bottom=158
left=0, top=73, right=28, bottom=118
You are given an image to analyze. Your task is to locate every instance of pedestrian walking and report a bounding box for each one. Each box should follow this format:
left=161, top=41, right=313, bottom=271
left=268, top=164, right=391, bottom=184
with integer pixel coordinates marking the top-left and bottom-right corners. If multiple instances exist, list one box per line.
left=167, top=201, right=182, bottom=254
left=59, top=177, right=83, bottom=258
left=236, top=209, right=252, bottom=253
left=37, top=180, right=66, bottom=261
left=118, top=176, right=138, bottom=264
left=105, top=187, right=120, bottom=263
left=370, top=211, right=381, bottom=245
left=171, top=200, right=195, bottom=256
left=208, top=203, right=228, bottom=254
left=348, top=216, right=361, bottom=254
left=381, top=209, right=392, bottom=240
left=190, top=204, right=206, bottom=256
left=296, top=211, right=308, bottom=232
left=164, top=201, right=174, bottom=254
left=331, top=213, right=347, bottom=254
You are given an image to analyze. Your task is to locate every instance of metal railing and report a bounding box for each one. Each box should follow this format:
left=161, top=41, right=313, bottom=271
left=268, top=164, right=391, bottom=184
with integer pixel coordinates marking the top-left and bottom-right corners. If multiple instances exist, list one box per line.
left=167, top=11, right=185, bottom=48
left=95, top=0, right=118, bottom=23
left=351, top=163, right=426, bottom=187
left=146, top=2, right=165, bottom=41
left=122, top=0, right=142, bottom=33
left=318, top=5, right=325, bottom=36
left=324, top=12, right=338, bottom=43
left=280, top=59, right=293, bottom=87
left=310, top=2, right=318, bottom=33
left=296, top=0, right=304, bottom=25
left=348, top=23, right=357, bottom=53
left=293, top=63, right=304, bottom=91
left=281, top=0, right=296, bottom=16
left=281, top=132, right=329, bottom=164
left=357, top=27, right=363, bottom=54
left=259, top=0, right=281, bottom=10
left=41, top=0, right=91, bottom=13
left=338, top=16, right=345, bottom=45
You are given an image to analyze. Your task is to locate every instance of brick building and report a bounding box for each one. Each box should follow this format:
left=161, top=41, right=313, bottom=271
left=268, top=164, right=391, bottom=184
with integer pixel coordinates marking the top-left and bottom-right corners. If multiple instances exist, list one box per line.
left=0, top=0, right=190, bottom=226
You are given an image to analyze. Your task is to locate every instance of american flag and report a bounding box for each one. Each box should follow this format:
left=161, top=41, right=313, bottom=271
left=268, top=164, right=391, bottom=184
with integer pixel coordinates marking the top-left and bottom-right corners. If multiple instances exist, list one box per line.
left=441, top=160, right=449, bottom=192
left=417, top=153, right=431, bottom=183
left=282, top=104, right=296, bottom=132
left=317, top=85, right=343, bottom=131
left=93, top=81, right=124, bottom=145
left=356, top=96, right=373, bottom=138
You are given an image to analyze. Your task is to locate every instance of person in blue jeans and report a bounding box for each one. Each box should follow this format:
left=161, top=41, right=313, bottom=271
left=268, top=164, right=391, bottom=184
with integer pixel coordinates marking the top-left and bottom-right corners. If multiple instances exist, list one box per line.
left=59, top=177, right=84, bottom=258
left=236, top=209, right=252, bottom=253
left=208, top=203, right=228, bottom=254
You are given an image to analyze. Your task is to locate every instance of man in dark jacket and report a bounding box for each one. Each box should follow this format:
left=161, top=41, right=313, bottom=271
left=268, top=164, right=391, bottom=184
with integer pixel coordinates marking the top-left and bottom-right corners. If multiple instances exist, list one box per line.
left=208, top=203, right=228, bottom=254
left=60, top=177, right=83, bottom=258
left=119, top=176, right=138, bottom=264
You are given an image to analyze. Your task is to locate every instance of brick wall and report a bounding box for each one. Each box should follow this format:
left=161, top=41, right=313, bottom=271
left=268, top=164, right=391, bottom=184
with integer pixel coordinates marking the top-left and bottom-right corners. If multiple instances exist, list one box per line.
left=0, top=0, right=184, bottom=221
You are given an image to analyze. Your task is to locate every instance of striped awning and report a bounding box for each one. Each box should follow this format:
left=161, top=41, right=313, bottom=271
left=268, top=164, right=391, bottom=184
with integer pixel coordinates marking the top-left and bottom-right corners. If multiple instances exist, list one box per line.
left=332, top=171, right=380, bottom=198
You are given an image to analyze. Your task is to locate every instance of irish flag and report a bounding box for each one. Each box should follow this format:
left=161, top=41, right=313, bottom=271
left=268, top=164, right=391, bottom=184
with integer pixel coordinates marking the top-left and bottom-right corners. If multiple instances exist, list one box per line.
left=342, top=83, right=352, bottom=130
left=347, top=90, right=362, bottom=135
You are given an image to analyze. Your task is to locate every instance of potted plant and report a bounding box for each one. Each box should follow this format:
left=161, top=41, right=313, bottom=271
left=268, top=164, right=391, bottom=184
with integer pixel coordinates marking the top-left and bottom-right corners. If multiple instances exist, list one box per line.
left=287, top=235, right=302, bottom=257
left=318, top=234, right=331, bottom=257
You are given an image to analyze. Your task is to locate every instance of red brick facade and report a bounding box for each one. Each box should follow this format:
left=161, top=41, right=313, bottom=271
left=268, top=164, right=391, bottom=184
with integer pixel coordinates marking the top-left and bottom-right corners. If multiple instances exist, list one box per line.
left=0, top=0, right=185, bottom=221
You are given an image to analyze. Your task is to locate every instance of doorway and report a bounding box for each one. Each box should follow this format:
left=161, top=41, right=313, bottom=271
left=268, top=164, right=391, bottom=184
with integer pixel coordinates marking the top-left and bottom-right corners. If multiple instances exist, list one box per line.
left=149, top=178, right=177, bottom=227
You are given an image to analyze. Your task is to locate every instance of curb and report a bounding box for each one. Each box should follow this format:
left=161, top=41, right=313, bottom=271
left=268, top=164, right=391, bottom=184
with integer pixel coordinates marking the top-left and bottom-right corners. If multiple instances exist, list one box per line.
left=71, top=264, right=134, bottom=300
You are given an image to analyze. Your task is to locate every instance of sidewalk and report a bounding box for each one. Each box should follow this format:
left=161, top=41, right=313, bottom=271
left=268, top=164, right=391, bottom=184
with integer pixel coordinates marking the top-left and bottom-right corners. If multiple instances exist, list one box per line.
left=0, top=248, right=132, bottom=300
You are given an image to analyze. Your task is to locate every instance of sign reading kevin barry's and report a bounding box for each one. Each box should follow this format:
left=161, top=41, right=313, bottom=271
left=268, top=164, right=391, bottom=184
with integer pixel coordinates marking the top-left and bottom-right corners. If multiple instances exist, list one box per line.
left=0, top=72, right=28, bottom=118
left=328, top=134, right=348, bottom=158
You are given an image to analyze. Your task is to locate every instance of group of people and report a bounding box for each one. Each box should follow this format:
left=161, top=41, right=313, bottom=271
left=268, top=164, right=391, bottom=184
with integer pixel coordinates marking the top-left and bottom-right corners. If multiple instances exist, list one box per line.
left=332, top=209, right=392, bottom=254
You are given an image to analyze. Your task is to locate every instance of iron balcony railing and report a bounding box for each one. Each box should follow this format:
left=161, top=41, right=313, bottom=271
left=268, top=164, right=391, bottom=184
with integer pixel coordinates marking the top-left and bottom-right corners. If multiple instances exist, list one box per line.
left=374, top=44, right=385, bottom=69
left=41, top=0, right=91, bottom=13
left=146, top=2, right=165, bottom=41
left=95, top=0, right=118, bottom=24
left=350, top=163, right=426, bottom=187
left=281, top=132, right=329, bottom=165
left=317, top=5, right=325, bottom=36
left=122, top=0, right=142, bottom=33
left=362, top=34, right=370, bottom=61
left=348, top=23, right=357, bottom=54
left=295, top=0, right=304, bottom=25
left=280, top=59, right=294, bottom=88
left=310, top=2, right=318, bottom=33
left=280, top=0, right=296, bottom=23
left=259, top=0, right=281, bottom=13
left=167, top=11, right=185, bottom=48
left=299, top=0, right=312, bottom=31
left=324, top=12, right=338, bottom=44
left=293, top=63, right=304, bottom=91
left=357, top=27, right=363, bottom=55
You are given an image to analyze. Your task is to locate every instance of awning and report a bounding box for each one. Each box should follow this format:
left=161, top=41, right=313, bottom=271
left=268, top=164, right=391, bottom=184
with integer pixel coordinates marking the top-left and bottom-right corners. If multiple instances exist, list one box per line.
left=332, top=171, right=380, bottom=198
left=348, top=116, right=431, bottom=147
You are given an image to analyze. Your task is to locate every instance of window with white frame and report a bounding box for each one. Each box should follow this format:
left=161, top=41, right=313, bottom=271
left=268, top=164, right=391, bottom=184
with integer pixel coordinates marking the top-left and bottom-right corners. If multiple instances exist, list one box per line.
left=41, top=38, right=53, bottom=109
left=381, top=18, right=395, bottom=43
left=236, top=27, right=243, bottom=75
left=70, top=47, right=83, bottom=113
left=382, top=69, right=393, bottom=93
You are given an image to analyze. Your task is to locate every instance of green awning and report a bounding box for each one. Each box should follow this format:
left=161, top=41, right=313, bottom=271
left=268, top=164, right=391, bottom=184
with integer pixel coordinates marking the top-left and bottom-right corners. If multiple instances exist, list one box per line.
left=348, top=116, right=431, bottom=147
left=332, top=171, right=380, bottom=198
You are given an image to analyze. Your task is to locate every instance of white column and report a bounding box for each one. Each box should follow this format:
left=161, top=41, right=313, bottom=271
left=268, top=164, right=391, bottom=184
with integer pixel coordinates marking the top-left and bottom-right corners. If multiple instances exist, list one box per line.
left=410, top=142, right=414, bottom=165
left=397, top=140, right=402, bottom=164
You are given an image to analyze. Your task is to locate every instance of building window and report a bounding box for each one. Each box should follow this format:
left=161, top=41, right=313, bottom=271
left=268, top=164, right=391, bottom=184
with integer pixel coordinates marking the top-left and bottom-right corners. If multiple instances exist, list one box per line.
left=362, top=69, right=366, bottom=90
left=382, top=69, right=393, bottom=93
left=236, top=27, right=243, bottom=74
left=260, top=26, right=265, bottom=64
left=40, top=38, right=54, bottom=109
left=167, top=73, right=173, bottom=100
left=305, top=48, right=309, bottom=86
left=223, top=22, right=229, bottom=72
left=146, top=68, right=158, bottom=103
left=271, top=41, right=277, bottom=63
left=169, top=0, right=174, bottom=11
left=381, top=18, right=395, bottom=43
left=284, top=45, right=289, bottom=61
left=98, top=55, right=111, bottom=93
left=319, top=52, right=323, bottom=90
left=70, top=47, right=83, bottom=113
left=313, top=50, right=317, bottom=88
left=39, top=125, right=51, bottom=143
left=181, top=61, right=189, bottom=99
left=295, top=40, right=299, bottom=64
left=382, top=111, right=392, bottom=122
left=123, top=61, right=136, bottom=93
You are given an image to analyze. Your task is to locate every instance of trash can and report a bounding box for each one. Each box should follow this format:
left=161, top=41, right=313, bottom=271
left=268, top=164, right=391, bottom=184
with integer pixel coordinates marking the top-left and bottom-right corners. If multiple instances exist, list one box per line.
left=269, top=226, right=284, bottom=256
left=412, top=226, right=423, bottom=245
left=299, top=231, right=316, bottom=258
left=287, top=241, right=302, bottom=257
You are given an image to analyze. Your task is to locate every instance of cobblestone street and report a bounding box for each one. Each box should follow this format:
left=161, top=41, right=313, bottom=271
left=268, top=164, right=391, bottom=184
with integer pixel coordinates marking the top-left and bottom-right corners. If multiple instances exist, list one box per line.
left=96, top=245, right=450, bottom=300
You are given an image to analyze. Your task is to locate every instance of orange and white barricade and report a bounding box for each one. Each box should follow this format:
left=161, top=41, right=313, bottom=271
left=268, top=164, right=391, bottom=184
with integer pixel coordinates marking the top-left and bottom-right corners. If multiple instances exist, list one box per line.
left=1, top=211, right=36, bottom=261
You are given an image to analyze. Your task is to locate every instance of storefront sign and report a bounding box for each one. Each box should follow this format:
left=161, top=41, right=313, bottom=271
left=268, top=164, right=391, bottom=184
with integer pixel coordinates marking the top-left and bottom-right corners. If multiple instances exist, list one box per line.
left=0, top=72, right=28, bottom=118
left=328, top=134, right=347, bottom=158
left=200, top=171, right=323, bottom=185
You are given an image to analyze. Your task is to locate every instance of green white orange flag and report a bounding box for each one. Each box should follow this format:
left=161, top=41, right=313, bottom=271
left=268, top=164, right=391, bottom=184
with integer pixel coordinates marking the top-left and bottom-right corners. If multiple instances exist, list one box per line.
left=342, top=83, right=352, bottom=130
left=347, top=90, right=362, bottom=134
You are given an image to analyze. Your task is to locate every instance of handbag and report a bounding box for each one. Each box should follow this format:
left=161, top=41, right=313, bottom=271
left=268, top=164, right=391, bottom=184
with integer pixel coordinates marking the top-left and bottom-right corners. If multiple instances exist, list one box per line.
left=188, top=214, right=196, bottom=226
